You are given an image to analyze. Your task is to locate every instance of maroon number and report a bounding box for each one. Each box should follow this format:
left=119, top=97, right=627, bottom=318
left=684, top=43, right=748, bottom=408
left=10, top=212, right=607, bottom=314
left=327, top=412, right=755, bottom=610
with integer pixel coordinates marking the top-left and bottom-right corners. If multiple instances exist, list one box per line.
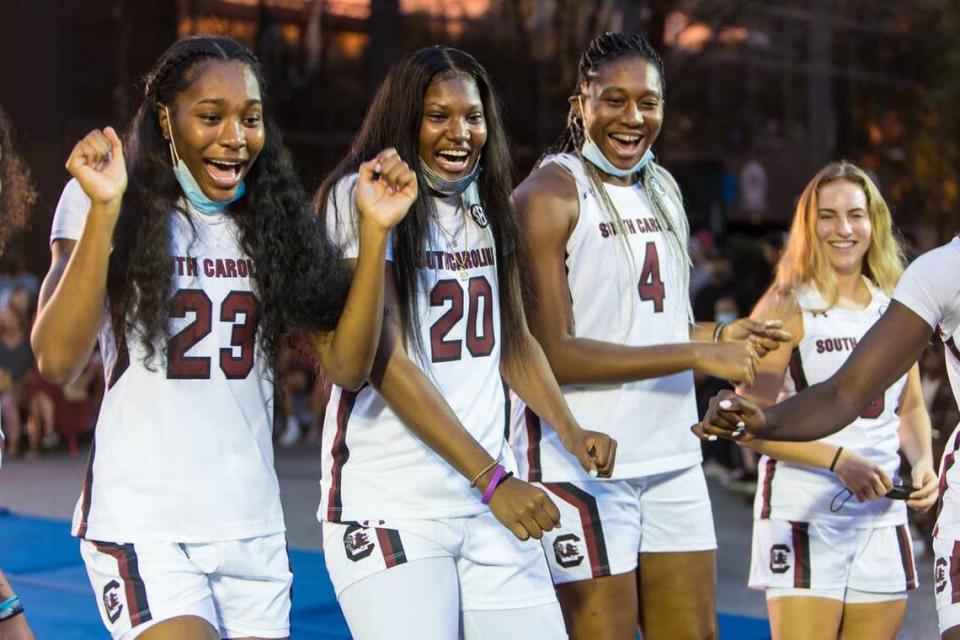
left=860, top=394, right=885, bottom=419
left=637, top=241, right=665, bottom=313
left=220, top=291, right=259, bottom=379
left=466, top=277, right=496, bottom=357
left=430, top=279, right=464, bottom=362
left=167, top=290, right=259, bottom=380
left=429, top=276, right=496, bottom=363
left=167, top=289, right=213, bottom=379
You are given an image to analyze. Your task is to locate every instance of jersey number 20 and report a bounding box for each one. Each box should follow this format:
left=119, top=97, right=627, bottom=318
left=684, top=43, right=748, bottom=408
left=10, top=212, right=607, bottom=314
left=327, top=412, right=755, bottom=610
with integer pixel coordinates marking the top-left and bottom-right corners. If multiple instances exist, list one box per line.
left=430, top=276, right=495, bottom=362
left=167, top=289, right=258, bottom=380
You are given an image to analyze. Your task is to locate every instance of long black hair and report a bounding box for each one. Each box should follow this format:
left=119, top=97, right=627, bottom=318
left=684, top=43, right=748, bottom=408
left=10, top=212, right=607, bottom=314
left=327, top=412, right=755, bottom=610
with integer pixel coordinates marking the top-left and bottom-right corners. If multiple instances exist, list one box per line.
left=112, top=35, right=350, bottom=368
left=317, top=46, right=526, bottom=365
left=0, top=105, right=37, bottom=252
left=541, top=32, right=693, bottom=322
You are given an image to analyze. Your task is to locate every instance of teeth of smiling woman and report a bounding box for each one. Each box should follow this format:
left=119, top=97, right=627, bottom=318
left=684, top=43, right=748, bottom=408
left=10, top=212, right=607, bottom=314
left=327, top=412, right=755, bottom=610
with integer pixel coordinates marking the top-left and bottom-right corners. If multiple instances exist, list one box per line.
left=438, top=150, right=468, bottom=160
left=610, top=134, right=641, bottom=144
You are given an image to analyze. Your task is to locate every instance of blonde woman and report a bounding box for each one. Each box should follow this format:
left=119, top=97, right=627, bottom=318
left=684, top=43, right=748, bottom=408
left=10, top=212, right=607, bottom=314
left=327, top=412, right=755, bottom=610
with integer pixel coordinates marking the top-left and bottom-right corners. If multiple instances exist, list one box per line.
left=738, top=161, right=938, bottom=639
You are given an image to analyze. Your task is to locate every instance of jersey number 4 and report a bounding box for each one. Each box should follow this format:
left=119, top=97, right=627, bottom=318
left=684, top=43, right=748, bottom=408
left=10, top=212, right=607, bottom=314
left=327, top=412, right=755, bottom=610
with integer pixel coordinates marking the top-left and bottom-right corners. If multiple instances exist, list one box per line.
left=167, top=289, right=258, bottom=380
left=637, top=242, right=665, bottom=313
left=430, top=276, right=495, bottom=362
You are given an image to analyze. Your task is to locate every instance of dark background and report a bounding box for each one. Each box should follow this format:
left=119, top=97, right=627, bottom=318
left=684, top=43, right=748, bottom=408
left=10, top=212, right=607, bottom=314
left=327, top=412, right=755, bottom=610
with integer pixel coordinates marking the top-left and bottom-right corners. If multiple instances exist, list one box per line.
left=2, top=0, right=958, bottom=275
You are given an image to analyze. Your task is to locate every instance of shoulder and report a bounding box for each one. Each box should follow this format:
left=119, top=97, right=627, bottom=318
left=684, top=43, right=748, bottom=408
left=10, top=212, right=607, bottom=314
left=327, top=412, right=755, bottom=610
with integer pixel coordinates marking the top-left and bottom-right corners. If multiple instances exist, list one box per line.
left=513, top=161, right=578, bottom=219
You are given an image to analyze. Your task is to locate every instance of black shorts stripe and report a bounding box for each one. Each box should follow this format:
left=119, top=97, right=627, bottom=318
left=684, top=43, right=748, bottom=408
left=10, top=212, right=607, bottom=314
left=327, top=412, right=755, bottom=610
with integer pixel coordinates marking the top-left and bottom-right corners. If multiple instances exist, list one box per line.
left=93, top=542, right=152, bottom=627
left=789, top=521, right=811, bottom=588
left=896, top=524, right=917, bottom=590
left=326, top=388, right=360, bottom=523
left=760, top=458, right=777, bottom=520
left=76, top=437, right=97, bottom=538
left=787, top=347, right=809, bottom=392
left=543, top=482, right=610, bottom=579
left=376, top=528, right=407, bottom=569
left=524, top=408, right=543, bottom=483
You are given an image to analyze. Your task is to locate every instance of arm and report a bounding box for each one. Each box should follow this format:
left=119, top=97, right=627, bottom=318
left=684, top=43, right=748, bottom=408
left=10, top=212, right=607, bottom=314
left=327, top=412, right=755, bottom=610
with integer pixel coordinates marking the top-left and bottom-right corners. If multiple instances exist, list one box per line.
left=368, top=271, right=561, bottom=541
left=32, top=129, right=127, bottom=385
left=312, top=150, right=416, bottom=390
left=0, top=568, right=34, bottom=640
left=697, top=301, right=933, bottom=442
left=500, top=272, right=616, bottom=477
left=515, top=166, right=759, bottom=386
left=897, top=364, right=938, bottom=511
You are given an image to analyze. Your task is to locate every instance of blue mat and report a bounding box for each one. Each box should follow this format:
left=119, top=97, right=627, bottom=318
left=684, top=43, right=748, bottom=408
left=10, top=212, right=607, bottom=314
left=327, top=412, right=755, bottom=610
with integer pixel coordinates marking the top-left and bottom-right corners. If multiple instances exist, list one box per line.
left=0, top=511, right=768, bottom=639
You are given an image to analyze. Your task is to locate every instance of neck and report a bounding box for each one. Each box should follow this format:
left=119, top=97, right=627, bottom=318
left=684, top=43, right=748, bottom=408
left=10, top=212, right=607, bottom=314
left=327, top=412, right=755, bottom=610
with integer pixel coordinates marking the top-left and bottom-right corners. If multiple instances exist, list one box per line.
left=596, top=168, right=640, bottom=187
left=834, top=267, right=868, bottom=306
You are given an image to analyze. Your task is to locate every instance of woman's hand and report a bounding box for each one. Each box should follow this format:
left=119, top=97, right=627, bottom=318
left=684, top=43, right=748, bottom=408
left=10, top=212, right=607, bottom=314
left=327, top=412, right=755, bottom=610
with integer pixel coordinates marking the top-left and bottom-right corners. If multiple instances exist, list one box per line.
left=355, top=148, right=417, bottom=231
left=485, top=476, right=561, bottom=541
left=65, top=127, right=127, bottom=210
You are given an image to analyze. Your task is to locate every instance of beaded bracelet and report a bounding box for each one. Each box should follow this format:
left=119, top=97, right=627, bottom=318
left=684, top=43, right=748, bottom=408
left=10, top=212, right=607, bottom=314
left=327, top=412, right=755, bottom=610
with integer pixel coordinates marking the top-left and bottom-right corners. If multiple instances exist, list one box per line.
left=469, top=460, right=499, bottom=489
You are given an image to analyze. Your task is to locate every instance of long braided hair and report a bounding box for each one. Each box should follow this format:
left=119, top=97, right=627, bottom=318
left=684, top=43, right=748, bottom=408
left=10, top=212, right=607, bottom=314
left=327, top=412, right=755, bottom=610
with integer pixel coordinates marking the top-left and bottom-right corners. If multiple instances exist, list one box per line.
left=317, top=46, right=527, bottom=367
left=0, top=105, right=36, bottom=252
left=541, top=32, right=693, bottom=323
left=111, top=35, right=350, bottom=369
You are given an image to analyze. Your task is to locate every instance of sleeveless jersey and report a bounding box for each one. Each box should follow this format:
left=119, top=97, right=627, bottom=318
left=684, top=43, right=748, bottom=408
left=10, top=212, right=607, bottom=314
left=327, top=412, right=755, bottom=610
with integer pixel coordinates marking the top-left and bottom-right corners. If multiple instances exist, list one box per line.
left=510, top=153, right=700, bottom=482
left=893, top=237, right=960, bottom=537
left=51, top=179, right=283, bottom=543
left=318, top=175, right=514, bottom=522
left=755, top=281, right=907, bottom=526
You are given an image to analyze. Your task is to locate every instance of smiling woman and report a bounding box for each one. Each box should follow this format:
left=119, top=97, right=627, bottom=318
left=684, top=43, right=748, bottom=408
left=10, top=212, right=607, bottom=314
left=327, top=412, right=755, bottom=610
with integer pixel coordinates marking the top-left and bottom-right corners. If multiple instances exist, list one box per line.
left=29, top=35, right=418, bottom=640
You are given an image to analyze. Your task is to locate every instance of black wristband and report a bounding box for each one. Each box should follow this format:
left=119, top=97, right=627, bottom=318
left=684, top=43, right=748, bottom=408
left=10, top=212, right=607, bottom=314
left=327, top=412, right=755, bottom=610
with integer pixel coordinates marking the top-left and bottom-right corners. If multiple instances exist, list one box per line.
left=829, top=446, right=844, bottom=472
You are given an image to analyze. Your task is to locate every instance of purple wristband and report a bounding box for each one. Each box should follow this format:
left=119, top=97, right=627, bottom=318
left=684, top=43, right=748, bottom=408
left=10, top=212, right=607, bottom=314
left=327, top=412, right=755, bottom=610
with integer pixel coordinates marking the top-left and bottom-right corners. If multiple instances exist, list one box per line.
left=481, top=464, right=506, bottom=505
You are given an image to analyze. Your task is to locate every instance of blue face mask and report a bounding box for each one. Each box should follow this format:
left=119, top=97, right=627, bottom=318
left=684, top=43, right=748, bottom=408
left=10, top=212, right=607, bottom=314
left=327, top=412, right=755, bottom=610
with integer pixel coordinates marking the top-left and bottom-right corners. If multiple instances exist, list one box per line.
left=579, top=98, right=654, bottom=178
left=165, top=107, right=246, bottom=215
left=419, top=157, right=481, bottom=197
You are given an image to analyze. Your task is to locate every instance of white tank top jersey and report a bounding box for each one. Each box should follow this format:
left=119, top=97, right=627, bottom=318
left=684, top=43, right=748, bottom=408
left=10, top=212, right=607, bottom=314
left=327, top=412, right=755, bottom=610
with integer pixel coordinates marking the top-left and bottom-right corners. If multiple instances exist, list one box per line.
left=319, top=175, right=514, bottom=523
left=51, top=179, right=283, bottom=543
left=755, top=281, right=907, bottom=526
left=893, top=237, right=960, bottom=537
left=510, top=153, right=700, bottom=482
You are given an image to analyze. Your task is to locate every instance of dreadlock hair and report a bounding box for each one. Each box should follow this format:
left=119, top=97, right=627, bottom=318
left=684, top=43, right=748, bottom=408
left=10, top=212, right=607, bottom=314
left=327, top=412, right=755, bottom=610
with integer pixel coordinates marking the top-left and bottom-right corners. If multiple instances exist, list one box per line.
left=110, top=35, right=350, bottom=370
left=540, top=32, right=693, bottom=323
left=316, top=46, right=527, bottom=367
left=0, top=104, right=37, bottom=253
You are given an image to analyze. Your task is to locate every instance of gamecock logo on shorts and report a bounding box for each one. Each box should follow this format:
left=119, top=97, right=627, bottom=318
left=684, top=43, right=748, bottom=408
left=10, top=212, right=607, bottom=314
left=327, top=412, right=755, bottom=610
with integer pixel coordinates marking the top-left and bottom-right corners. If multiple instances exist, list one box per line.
left=769, top=544, right=791, bottom=574
left=102, top=579, right=124, bottom=624
left=343, top=523, right=375, bottom=562
left=937, top=557, right=948, bottom=594
left=553, top=533, right=585, bottom=568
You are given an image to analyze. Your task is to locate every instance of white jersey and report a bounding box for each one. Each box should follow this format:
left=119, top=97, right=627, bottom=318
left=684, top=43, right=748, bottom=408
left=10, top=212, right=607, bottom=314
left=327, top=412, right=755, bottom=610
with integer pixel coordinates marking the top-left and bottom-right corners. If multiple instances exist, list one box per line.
left=52, top=179, right=282, bottom=543
left=893, top=237, right=960, bottom=537
left=510, top=153, right=700, bottom=482
left=318, top=175, right=513, bottom=523
left=755, top=281, right=907, bottom=526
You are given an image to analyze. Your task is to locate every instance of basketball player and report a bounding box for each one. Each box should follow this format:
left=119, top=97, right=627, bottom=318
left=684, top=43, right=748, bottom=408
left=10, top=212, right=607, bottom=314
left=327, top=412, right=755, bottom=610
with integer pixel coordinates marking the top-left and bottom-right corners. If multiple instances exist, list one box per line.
left=30, top=36, right=416, bottom=640
left=736, top=162, right=936, bottom=639
left=315, top=45, right=615, bottom=639
left=510, top=32, right=790, bottom=640
left=695, top=216, right=960, bottom=640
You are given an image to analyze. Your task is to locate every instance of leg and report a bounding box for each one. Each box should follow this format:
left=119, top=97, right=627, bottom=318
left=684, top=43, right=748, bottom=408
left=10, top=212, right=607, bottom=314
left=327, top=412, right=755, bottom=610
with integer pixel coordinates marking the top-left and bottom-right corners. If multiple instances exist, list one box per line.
left=634, top=466, right=718, bottom=640
left=555, top=572, right=637, bottom=640
left=637, top=550, right=717, bottom=640
left=339, top=557, right=459, bottom=639
left=767, top=594, right=843, bottom=640
left=1, top=392, right=21, bottom=455
left=536, top=481, right=642, bottom=640
left=139, top=617, right=219, bottom=640
left=838, top=597, right=906, bottom=640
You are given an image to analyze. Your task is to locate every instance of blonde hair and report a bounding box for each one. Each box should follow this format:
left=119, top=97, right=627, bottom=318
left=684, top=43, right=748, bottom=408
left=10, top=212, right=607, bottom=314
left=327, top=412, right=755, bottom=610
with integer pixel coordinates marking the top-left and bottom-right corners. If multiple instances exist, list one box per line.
left=772, top=161, right=905, bottom=309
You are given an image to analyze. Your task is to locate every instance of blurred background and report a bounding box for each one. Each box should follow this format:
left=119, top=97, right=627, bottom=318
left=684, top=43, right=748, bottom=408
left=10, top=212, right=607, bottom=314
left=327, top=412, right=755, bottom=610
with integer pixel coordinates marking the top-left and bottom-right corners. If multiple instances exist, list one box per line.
left=1, top=1, right=958, bottom=637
